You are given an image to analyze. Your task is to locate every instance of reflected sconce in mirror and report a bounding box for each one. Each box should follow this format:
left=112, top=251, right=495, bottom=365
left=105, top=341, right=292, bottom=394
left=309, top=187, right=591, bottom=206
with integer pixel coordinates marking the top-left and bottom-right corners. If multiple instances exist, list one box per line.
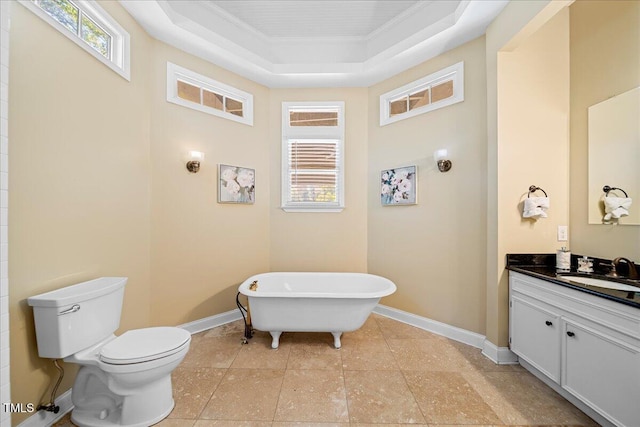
left=434, top=149, right=452, bottom=172
left=186, top=151, right=204, bottom=173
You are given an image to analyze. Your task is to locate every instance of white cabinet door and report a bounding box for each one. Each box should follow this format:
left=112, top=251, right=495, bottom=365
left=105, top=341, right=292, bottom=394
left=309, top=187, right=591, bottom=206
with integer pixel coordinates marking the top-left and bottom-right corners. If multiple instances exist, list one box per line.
left=563, top=319, right=640, bottom=427
left=511, top=296, right=561, bottom=382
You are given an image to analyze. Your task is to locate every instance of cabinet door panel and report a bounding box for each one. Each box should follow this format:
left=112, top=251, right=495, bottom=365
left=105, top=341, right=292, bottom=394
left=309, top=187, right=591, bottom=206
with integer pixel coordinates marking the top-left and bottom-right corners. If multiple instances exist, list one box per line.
left=563, top=320, right=640, bottom=427
left=511, top=296, right=561, bottom=382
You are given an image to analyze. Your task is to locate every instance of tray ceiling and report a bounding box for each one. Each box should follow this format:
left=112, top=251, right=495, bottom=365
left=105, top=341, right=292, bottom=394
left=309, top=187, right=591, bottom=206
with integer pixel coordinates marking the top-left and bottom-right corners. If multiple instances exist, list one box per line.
left=120, top=0, right=509, bottom=88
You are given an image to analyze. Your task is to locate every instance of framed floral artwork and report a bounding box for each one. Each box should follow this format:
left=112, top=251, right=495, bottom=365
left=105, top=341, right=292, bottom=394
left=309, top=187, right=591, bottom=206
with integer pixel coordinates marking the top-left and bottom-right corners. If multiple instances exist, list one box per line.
left=218, top=164, right=255, bottom=204
left=381, top=166, right=417, bottom=206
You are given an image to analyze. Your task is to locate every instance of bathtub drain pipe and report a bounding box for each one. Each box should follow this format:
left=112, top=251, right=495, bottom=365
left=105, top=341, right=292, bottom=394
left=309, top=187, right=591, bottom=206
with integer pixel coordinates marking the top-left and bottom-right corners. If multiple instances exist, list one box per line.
left=37, top=359, right=63, bottom=414
left=236, top=292, right=253, bottom=344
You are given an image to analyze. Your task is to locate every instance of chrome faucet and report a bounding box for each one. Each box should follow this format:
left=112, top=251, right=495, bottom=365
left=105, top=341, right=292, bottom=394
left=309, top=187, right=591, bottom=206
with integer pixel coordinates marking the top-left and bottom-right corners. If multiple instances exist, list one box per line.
left=612, top=257, right=639, bottom=280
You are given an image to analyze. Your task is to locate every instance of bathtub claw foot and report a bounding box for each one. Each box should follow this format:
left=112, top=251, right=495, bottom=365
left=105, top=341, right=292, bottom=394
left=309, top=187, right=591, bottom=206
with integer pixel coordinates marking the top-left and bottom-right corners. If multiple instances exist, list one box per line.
left=270, top=331, right=282, bottom=349
left=331, top=332, right=342, bottom=349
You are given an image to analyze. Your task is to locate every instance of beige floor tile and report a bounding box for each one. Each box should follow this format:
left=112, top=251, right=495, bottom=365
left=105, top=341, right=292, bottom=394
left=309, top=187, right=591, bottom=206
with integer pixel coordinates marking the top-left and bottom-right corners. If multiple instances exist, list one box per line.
left=274, top=369, right=348, bottom=423
left=446, top=340, right=525, bottom=372
left=343, top=369, right=425, bottom=424
left=387, top=338, right=474, bottom=371
left=463, top=370, right=598, bottom=426
left=374, top=315, right=445, bottom=340
left=51, top=414, right=77, bottom=427
left=403, top=370, right=502, bottom=425
left=340, top=347, right=398, bottom=370
left=181, top=336, right=243, bottom=369
left=200, top=368, right=285, bottom=421
left=231, top=332, right=292, bottom=369
left=169, top=366, right=226, bottom=419
left=287, top=335, right=342, bottom=370
left=194, top=421, right=272, bottom=427
left=272, top=423, right=348, bottom=427
left=203, top=320, right=246, bottom=339
left=155, top=418, right=197, bottom=426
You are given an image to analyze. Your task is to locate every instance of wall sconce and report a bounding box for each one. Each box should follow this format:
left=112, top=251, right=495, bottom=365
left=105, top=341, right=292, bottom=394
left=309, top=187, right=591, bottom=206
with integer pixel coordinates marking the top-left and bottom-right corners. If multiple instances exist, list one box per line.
left=186, top=151, right=204, bottom=173
left=434, top=149, right=452, bottom=172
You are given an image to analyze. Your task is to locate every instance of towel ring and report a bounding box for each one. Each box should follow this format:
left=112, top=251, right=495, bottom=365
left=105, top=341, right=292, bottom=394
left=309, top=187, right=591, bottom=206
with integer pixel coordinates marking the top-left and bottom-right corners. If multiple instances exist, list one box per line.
left=603, top=185, right=628, bottom=198
left=528, top=185, right=548, bottom=198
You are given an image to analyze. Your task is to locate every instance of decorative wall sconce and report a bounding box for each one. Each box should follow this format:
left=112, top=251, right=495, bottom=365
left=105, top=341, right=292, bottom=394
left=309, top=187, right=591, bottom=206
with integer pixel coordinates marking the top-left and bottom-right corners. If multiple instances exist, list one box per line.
left=434, top=149, right=452, bottom=172
left=186, top=151, right=204, bottom=173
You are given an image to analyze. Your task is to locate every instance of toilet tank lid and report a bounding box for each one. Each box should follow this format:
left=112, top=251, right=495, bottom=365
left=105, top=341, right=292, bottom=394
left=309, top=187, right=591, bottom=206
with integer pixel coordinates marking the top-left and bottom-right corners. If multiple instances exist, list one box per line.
left=28, top=277, right=127, bottom=308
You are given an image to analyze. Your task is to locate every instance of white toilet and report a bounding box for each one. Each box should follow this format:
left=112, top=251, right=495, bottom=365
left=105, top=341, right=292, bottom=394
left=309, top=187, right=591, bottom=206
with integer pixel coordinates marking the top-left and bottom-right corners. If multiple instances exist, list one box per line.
left=28, top=277, right=191, bottom=427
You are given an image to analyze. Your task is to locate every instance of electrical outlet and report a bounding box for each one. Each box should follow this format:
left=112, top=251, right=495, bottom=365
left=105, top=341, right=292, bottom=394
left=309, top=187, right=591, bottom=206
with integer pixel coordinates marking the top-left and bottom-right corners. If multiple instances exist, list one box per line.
left=557, top=225, right=568, bottom=241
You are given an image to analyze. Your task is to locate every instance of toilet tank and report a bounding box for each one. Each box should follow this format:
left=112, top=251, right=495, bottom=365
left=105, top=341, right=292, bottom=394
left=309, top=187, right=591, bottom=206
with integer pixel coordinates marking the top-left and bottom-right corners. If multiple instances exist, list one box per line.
left=28, top=277, right=127, bottom=359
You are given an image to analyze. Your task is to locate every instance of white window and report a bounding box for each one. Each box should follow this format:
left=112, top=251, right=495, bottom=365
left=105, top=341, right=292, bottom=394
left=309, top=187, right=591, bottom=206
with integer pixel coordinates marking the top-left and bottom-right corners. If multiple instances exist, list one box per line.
left=20, top=0, right=130, bottom=80
left=166, top=62, right=254, bottom=126
left=282, top=102, right=345, bottom=212
left=380, top=61, right=464, bottom=126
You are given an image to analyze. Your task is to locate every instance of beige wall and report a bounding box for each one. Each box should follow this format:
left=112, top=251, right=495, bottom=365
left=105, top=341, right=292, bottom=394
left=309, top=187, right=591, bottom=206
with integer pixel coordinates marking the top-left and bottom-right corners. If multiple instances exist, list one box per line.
left=367, top=37, right=488, bottom=334
left=268, top=88, right=369, bottom=273
left=570, top=0, right=640, bottom=262
left=149, top=44, right=271, bottom=326
left=494, top=8, right=571, bottom=346
left=485, top=0, right=571, bottom=346
left=8, top=2, right=153, bottom=424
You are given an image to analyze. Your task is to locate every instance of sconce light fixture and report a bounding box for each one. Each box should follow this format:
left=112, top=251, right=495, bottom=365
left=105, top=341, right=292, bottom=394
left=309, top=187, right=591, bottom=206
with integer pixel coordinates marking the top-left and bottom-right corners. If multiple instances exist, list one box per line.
left=434, top=149, right=452, bottom=172
left=186, top=151, right=204, bottom=173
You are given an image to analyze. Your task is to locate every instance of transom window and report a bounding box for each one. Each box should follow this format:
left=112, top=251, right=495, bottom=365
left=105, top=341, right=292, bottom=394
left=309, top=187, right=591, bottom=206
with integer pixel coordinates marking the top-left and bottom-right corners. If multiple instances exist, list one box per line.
left=20, top=0, right=130, bottom=80
left=282, top=102, right=345, bottom=212
left=167, top=62, right=254, bottom=126
left=380, top=62, right=464, bottom=126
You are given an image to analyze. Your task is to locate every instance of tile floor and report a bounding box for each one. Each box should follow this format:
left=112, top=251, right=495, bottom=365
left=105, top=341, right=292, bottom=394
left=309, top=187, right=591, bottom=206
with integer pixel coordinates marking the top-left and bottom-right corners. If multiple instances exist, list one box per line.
left=53, top=314, right=597, bottom=426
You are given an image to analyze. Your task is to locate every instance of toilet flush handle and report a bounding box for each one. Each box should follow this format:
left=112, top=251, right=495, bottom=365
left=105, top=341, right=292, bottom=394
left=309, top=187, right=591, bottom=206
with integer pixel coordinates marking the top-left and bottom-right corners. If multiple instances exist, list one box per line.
left=58, top=304, right=81, bottom=315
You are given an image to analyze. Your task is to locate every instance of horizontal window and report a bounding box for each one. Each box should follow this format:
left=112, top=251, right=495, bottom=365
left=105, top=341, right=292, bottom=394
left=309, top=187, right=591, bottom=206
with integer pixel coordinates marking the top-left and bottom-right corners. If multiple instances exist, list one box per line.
left=167, top=62, right=253, bottom=126
left=20, top=0, right=130, bottom=80
left=380, top=62, right=464, bottom=126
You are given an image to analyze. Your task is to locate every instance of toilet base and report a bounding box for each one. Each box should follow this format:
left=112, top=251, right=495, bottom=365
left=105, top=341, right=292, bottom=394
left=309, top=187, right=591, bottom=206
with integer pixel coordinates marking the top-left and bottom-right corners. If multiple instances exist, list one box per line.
left=70, top=365, right=176, bottom=427
left=71, top=401, right=174, bottom=427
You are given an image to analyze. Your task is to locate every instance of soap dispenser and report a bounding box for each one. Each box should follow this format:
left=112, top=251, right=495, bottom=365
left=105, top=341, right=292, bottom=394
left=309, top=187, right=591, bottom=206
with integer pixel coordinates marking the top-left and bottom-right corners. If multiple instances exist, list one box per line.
left=556, top=247, right=571, bottom=271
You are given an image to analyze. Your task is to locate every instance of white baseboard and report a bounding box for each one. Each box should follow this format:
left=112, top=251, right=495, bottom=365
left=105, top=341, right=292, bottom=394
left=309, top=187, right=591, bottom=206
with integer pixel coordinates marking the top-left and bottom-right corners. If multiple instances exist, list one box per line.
left=178, top=309, right=243, bottom=334
left=16, top=389, right=73, bottom=427
left=373, top=304, right=517, bottom=365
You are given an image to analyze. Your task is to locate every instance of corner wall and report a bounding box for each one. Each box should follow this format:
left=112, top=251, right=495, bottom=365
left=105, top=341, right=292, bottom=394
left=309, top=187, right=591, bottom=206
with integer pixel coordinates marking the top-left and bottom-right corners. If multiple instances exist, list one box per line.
left=486, top=1, right=571, bottom=347
left=367, top=37, right=488, bottom=334
left=268, top=88, right=369, bottom=273
left=8, top=3, right=153, bottom=424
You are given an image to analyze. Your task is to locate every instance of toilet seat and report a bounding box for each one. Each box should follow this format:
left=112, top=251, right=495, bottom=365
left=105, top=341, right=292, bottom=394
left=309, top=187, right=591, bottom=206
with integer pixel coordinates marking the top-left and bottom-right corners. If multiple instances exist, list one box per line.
left=100, top=327, right=191, bottom=365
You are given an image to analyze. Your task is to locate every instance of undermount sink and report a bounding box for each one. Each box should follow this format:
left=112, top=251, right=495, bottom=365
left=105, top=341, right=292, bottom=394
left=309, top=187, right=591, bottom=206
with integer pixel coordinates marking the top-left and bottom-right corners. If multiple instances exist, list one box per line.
left=562, top=276, right=640, bottom=292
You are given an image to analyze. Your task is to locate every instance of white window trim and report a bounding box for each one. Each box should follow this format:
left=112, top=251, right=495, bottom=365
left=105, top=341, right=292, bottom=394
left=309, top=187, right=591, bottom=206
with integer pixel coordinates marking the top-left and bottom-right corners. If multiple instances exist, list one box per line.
left=282, top=101, right=345, bottom=213
left=380, top=61, right=464, bottom=126
left=19, top=0, right=131, bottom=81
left=166, top=62, right=254, bottom=126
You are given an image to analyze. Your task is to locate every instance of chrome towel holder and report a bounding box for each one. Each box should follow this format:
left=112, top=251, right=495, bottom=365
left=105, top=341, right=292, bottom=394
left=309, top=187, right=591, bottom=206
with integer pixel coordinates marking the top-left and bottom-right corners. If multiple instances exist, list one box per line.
left=603, top=185, right=628, bottom=197
left=528, top=185, right=548, bottom=197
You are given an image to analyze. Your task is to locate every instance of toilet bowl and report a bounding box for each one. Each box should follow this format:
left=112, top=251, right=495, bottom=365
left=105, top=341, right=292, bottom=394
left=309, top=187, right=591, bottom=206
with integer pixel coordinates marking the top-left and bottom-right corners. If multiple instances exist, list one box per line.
left=28, top=277, right=191, bottom=427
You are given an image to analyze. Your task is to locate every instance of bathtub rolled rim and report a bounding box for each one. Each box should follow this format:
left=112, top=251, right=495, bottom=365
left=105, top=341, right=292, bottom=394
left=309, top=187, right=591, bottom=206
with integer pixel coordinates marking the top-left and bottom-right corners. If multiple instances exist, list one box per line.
left=238, top=272, right=397, bottom=299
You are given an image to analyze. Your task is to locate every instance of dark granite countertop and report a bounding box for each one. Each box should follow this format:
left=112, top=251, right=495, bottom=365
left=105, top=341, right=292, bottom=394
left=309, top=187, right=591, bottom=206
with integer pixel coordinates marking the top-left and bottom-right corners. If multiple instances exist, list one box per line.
left=506, top=254, right=640, bottom=310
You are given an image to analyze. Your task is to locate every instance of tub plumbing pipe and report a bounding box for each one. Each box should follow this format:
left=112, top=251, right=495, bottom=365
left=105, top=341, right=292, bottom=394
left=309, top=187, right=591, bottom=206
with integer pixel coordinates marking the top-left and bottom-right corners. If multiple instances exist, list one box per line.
left=37, top=359, right=63, bottom=414
left=236, top=292, right=253, bottom=344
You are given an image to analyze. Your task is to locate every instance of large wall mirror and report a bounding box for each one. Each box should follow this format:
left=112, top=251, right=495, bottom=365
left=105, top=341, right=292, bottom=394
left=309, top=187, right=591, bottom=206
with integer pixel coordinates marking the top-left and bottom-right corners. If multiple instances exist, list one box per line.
left=588, top=86, right=640, bottom=225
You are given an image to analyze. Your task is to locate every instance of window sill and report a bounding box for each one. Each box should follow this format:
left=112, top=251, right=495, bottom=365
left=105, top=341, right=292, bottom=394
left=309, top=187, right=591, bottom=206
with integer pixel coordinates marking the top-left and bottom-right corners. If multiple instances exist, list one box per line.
left=281, top=206, right=344, bottom=213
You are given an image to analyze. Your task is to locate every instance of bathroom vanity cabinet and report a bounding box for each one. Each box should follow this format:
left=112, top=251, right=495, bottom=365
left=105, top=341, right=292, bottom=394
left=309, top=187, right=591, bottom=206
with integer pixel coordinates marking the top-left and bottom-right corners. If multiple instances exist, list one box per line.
left=509, top=272, right=640, bottom=427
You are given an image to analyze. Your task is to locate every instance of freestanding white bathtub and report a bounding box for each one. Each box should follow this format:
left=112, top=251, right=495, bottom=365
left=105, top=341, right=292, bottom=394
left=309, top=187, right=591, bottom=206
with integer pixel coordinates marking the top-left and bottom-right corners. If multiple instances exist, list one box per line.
left=238, top=272, right=397, bottom=349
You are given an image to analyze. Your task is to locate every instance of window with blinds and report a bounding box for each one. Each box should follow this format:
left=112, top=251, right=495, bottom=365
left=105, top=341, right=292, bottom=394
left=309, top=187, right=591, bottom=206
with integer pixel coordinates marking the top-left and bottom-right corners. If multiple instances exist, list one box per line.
left=282, top=103, right=345, bottom=212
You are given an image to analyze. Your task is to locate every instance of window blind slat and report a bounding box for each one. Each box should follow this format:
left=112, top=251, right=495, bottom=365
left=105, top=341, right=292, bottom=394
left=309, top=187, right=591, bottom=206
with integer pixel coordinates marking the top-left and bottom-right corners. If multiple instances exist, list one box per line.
left=287, top=139, right=339, bottom=203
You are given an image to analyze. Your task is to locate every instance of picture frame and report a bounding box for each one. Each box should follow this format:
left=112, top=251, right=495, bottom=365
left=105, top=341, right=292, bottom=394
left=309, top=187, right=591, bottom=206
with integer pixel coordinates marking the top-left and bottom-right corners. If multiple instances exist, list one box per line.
left=380, top=165, right=417, bottom=206
left=218, top=164, right=255, bottom=204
